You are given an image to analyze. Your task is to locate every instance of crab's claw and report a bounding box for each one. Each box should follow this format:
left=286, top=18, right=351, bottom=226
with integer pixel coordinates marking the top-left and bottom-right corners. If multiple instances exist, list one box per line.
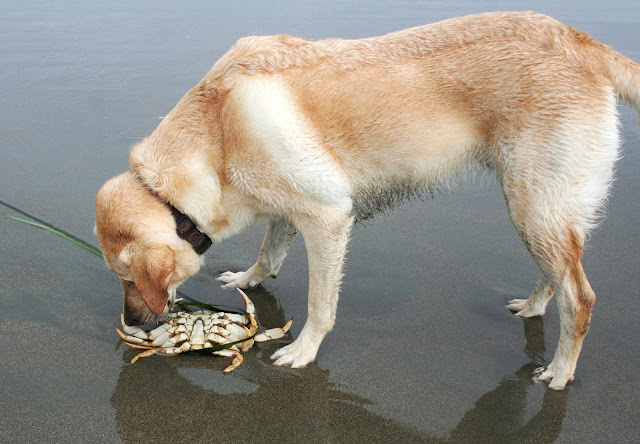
left=254, top=317, right=293, bottom=342
left=236, top=288, right=255, bottom=315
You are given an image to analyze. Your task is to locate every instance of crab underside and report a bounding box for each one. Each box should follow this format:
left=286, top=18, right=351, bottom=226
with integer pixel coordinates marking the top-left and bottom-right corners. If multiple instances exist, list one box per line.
left=114, top=289, right=292, bottom=372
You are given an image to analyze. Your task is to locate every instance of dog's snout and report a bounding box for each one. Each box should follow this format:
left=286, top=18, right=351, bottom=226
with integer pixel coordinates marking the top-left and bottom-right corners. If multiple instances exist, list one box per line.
left=122, top=280, right=155, bottom=326
left=123, top=304, right=158, bottom=326
left=123, top=309, right=139, bottom=327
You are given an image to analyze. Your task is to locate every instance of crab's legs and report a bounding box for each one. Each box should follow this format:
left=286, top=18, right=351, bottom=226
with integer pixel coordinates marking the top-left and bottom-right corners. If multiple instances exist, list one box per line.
left=255, top=318, right=294, bottom=342
left=213, top=349, right=244, bottom=373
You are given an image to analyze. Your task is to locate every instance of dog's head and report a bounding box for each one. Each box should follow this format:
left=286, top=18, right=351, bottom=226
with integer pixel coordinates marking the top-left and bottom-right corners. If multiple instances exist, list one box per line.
left=95, top=170, right=203, bottom=325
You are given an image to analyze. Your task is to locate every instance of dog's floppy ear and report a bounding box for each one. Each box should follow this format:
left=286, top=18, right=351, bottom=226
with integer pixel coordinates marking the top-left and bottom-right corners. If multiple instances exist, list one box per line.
left=120, top=245, right=175, bottom=315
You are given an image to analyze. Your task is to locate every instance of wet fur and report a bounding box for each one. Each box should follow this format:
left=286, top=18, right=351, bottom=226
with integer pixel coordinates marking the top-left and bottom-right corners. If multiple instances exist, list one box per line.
left=95, top=12, right=640, bottom=389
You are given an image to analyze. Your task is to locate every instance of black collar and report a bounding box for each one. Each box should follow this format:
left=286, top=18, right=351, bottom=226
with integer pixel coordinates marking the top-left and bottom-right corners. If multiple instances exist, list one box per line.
left=168, top=205, right=213, bottom=255
left=139, top=174, right=213, bottom=255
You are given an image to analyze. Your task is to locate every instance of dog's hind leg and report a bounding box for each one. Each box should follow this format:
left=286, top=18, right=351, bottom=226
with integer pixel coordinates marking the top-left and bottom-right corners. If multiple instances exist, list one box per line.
left=528, top=230, right=596, bottom=390
left=507, top=271, right=554, bottom=317
left=501, top=122, right=617, bottom=389
left=271, top=209, right=354, bottom=367
left=504, top=186, right=598, bottom=390
left=218, top=219, right=297, bottom=290
left=499, top=83, right=620, bottom=389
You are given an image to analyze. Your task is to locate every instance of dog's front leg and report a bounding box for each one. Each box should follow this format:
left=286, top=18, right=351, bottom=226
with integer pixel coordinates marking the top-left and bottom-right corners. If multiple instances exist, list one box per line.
left=218, top=219, right=297, bottom=290
left=271, top=211, right=354, bottom=367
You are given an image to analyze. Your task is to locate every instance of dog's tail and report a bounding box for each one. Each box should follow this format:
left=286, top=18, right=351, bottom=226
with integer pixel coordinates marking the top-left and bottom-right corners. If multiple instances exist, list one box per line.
left=600, top=43, right=640, bottom=113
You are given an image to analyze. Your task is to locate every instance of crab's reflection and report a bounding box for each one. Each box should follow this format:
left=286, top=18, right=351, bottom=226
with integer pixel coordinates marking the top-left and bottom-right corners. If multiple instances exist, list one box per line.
left=111, top=286, right=566, bottom=443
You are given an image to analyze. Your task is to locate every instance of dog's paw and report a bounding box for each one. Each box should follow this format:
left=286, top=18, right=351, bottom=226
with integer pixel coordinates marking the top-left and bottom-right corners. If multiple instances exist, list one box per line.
left=270, top=340, right=317, bottom=368
left=507, top=298, right=545, bottom=318
left=532, top=365, right=574, bottom=390
left=217, top=270, right=260, bottom=290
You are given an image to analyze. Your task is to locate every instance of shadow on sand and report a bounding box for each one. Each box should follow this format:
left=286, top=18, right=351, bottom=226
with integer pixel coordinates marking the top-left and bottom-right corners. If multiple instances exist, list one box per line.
left=111, top=287, right=567, bottom=443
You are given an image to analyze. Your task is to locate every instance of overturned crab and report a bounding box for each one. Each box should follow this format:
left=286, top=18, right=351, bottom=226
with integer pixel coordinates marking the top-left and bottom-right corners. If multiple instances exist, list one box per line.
left=114, top=289, right=293, bottom=372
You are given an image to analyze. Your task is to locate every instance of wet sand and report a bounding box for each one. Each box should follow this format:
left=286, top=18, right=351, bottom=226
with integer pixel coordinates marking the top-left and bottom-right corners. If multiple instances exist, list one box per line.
left=1, top=1, right=639, bottom=442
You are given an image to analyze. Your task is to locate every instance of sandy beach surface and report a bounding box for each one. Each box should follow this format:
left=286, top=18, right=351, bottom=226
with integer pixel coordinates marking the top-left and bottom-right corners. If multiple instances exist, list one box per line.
left=1, top=1, right=639, bottom=442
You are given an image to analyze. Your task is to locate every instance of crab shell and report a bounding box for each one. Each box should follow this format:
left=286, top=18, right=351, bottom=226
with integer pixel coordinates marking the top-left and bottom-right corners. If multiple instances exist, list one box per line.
left=114, top=289, right=293, bottom=372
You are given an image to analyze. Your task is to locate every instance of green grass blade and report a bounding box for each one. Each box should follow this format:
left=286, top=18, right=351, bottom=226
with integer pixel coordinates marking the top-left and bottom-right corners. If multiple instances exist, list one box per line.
left=4, top=215, right=104, bottom=258
left=174, top=299, right=248, bottom=315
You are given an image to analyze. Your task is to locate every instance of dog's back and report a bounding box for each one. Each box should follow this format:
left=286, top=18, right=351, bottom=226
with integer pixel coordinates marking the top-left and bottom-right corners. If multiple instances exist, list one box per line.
left=207, top=12, right=639, bottom=220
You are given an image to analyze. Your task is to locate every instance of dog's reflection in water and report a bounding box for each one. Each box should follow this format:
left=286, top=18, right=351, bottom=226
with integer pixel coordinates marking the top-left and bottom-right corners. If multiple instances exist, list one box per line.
left=449, top=317, right=568, bottom=443
left=111, top=288, right=566, bottom=443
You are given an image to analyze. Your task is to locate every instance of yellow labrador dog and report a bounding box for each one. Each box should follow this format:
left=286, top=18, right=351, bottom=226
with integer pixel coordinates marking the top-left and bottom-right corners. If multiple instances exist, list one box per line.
left=95, top=11, right=640, bottom=390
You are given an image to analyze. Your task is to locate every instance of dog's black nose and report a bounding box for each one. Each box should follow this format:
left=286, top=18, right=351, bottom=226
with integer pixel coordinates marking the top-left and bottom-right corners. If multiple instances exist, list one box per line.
left=123, top=310, right=139, bottom=327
